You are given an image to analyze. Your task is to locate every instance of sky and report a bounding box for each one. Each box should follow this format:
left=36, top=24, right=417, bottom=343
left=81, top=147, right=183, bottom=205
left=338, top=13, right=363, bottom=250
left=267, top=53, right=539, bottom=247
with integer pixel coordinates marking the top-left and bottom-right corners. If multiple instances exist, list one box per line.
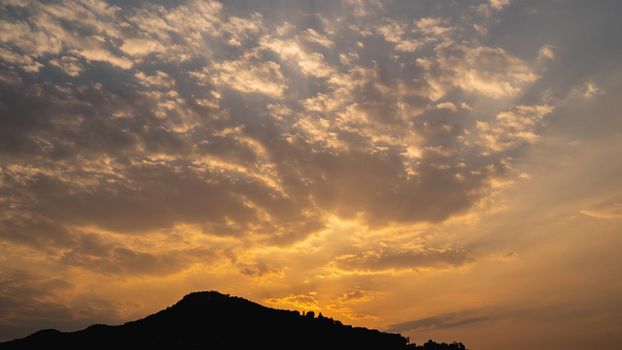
left=0, top=0, right=621, bottom=349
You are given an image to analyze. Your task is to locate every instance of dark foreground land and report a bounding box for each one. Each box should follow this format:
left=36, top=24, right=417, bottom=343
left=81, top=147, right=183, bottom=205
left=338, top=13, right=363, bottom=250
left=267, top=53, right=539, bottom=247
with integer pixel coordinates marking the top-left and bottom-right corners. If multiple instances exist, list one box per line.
left=0, top=291, right=466, bottom=349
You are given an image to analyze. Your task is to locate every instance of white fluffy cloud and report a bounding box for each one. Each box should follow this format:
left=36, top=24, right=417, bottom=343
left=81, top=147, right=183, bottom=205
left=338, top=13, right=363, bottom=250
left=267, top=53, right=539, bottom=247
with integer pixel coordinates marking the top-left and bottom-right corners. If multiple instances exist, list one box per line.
left=418, top=46, right=539, bottom=100
left=476, top=104, right=553, bottom=152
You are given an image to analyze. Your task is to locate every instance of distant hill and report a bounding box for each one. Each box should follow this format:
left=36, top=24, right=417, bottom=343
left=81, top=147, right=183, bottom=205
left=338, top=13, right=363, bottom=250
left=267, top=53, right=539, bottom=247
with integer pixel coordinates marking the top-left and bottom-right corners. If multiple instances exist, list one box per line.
left=0, top=291, right=466, bottom=349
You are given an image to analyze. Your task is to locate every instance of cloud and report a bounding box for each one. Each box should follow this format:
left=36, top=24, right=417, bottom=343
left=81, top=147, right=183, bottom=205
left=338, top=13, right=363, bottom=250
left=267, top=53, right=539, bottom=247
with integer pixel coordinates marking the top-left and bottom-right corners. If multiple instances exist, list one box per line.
left=489, top=0, right=512, bottom=11
left=345, top=0, right=384, bottom=18
left=268, top=293, right=320, bottom=310
left=435, top=102, right=458, bottom=112
left=0, top=18, right=62, bottom=56
left=582, top=81, right=604, bottom=98
left=213, top=51, right=287, bottom=98
left=300, top=28, right=334, bottom=48
left=337, top=288, right=375, bottom=303
left=0, top=0, right=566, bottom=292
left=49, top=56, right=84, bottom=77
left=0, top=0, right=557, bottom=258
left=120, top=38, right=166, bottom=58
left=221, top=13, right=264, bottom=47
left=418, top=45, right=539, bottom=100
left=238, top=261, right=280, bottom=278
left=376, top=20, right=405, bottom=44
left=477, top=0, right=512, bottom=17
left=0, top=269, right=123, bottom=340
left=336, top=248, right=474, bottom=272
left=414, top=18, right=452, bottom=37
left=375, top=19, right=420, bottom=53
left=59, top=235, right=217, bottom=276
left=580, top=202, right=622, bottom=220
left=0, top=46, right=42, bottom=73
left=475, top=104, right=553, bottom=153
left=0, top=1, right=132, bottom=69
left=538, top=44, right=555, bottom=61
left=260, top=36, right=335, bottom=78
left=387, top=310, right=495, bottom=333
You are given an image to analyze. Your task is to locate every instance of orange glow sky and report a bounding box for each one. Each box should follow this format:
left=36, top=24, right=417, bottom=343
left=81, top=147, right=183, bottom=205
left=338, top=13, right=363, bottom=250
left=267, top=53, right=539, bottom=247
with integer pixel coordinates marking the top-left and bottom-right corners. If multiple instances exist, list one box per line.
left=1, top=1, right=621, bottom=349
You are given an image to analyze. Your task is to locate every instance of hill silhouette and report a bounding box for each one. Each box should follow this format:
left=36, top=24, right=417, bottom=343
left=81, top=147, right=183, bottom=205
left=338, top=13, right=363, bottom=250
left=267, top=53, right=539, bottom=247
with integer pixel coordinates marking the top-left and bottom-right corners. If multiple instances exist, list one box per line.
left=0, top=291, right=466, bottom=349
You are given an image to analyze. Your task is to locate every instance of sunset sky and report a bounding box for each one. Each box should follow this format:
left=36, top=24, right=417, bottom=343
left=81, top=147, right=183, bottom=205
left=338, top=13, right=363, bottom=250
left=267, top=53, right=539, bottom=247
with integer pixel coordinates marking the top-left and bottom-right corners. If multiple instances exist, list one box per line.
left=1, top=0, right=621, bottom=349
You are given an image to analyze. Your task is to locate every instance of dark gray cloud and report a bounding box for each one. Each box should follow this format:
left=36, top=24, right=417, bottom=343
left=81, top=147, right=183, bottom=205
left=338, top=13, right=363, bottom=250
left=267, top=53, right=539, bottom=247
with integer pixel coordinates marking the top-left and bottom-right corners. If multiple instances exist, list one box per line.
left=59, top=234, right=217, bottom=276
left=388, top=310, right=496, bottom=333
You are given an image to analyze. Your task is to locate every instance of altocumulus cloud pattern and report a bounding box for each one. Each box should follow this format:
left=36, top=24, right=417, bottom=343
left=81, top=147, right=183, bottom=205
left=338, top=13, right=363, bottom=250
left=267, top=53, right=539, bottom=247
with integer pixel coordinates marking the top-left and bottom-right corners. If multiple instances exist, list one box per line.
left=1, top=1, right=622, bottom=349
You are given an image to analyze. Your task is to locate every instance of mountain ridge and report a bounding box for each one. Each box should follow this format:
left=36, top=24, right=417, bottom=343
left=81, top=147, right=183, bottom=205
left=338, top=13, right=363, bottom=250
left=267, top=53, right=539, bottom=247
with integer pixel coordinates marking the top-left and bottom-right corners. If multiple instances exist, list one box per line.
left=0, top=291, right=467, bottom=349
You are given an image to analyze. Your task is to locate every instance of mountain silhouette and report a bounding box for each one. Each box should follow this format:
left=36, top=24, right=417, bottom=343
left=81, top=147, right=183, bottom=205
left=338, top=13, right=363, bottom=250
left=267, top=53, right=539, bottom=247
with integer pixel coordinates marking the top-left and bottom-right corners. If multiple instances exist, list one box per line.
left=0, top=291, right=466, bottom=349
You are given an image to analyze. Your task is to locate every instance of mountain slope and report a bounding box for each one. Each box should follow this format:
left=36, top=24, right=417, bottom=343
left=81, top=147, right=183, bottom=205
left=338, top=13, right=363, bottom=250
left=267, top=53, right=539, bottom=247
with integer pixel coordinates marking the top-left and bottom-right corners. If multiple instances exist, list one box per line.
left=0, top=291, right=466, bottom=349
